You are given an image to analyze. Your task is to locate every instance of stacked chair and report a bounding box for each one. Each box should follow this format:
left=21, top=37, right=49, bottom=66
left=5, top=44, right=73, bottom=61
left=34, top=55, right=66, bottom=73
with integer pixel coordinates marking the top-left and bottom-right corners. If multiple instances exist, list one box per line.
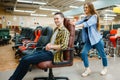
left=74, top=29, right=84, bottom=57
left=22, top=26, right=53, bottom=55
left=116, top=28, right=120, bottom=56
left=33, top=19, right=75, bottom=80
left=14, top=26, right=42, bottom=58
left=109, top=29, right=117, bottom=57
left=0, top=28, right=11, bottom=45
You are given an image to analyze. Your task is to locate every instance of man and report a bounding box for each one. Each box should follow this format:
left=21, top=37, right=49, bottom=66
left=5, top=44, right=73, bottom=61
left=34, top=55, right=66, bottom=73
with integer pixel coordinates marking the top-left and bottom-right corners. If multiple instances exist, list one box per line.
left=9, top=12, right=70, bottom=80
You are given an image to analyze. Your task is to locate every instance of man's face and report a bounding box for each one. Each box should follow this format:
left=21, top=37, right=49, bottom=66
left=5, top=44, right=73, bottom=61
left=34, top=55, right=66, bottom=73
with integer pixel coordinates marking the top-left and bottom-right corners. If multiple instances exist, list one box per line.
left=54, top=14, right=64, bottom=27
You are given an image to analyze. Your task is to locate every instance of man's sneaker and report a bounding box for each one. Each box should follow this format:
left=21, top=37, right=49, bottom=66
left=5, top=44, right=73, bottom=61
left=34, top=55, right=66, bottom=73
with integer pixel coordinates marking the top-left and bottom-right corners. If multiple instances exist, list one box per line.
left=81, top=68, right=91, bottom=77
left=100, top=67, right=107, bottom=75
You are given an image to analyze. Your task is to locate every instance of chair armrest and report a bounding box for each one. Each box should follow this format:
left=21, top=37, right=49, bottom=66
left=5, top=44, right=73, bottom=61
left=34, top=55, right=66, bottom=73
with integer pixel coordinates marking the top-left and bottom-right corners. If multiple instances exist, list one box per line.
left=26, top=42, right=37, bottom=48
left=21, top=37, right=30, bottom=40
left=52, top=48, right=74, bottom=65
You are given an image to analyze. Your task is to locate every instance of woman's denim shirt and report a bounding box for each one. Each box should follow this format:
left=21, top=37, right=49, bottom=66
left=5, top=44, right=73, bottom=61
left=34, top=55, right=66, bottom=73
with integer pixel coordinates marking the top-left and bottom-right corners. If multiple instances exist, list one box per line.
left=75, top=14, right=102, bottom=45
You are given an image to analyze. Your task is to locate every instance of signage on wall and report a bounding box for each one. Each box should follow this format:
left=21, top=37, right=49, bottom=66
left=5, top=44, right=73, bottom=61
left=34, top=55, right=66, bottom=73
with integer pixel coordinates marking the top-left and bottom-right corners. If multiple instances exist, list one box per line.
left=7, top=21, right=11, bottom=25
left=2, top=16, right=5, bottom=22
left=0, top=17, right=2, bottom=24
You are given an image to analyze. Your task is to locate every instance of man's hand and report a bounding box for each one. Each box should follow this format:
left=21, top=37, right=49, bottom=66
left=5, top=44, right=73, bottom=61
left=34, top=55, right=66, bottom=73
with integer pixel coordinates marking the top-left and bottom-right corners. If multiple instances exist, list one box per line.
left=45, top=43, right=52, bottom=51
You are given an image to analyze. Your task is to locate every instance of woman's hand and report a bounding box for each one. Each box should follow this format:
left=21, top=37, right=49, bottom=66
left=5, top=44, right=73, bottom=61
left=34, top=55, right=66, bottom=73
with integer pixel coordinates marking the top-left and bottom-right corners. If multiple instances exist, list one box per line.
left=75, top=24, right=84, bottom=29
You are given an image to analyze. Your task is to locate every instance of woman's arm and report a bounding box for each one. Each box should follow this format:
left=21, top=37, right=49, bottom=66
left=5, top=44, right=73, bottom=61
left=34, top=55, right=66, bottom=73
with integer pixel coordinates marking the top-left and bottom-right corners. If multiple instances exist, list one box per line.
left=82, top=15, right=97, bottom=28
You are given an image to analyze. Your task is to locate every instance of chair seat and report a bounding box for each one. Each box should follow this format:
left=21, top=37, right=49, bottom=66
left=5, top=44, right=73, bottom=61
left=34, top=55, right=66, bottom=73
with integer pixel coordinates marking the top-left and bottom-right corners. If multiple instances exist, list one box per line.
left=37, top=61, right=73, bottom=69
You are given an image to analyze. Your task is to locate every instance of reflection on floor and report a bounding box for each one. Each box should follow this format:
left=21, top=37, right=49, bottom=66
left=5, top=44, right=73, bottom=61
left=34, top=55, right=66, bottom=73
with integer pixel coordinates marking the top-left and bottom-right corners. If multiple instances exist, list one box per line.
left=0, top=42, right=120, bottom=80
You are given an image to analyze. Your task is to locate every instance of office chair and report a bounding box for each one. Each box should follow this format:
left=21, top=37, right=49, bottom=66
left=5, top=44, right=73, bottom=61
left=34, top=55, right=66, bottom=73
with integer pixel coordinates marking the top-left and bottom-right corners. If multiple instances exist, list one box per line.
left=33, top=19, right=75, bottom=80
left=22, top=26, right=53, bottom=55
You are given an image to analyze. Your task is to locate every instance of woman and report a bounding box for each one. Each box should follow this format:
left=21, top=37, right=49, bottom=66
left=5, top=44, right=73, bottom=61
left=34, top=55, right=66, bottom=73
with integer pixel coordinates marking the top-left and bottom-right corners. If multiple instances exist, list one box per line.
left=74, top=2, right=108, bottom=77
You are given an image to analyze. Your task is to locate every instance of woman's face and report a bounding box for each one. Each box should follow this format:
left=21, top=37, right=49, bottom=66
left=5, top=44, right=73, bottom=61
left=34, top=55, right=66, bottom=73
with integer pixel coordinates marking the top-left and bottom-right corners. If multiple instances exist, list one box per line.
left=84, top=4, right=90, bottom=15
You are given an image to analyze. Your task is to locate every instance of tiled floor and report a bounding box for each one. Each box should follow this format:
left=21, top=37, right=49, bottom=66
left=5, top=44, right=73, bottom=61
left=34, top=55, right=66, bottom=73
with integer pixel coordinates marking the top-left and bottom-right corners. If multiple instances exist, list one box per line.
left=1, top=57, right=120, bottom=80
left=0, top=42, right=120, bottom=80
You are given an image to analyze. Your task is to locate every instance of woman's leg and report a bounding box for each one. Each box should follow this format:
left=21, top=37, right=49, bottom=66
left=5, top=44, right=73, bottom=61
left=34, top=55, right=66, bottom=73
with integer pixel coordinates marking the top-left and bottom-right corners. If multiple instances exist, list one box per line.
left=81, top=42, right=92, bottom=77
left=9, top=50, right=53, bottom=80
left=81, top=42, right=92, bottom=67
left=94, top=39, right=108, bottom=67
left=94, top=39, right=108, bottom=75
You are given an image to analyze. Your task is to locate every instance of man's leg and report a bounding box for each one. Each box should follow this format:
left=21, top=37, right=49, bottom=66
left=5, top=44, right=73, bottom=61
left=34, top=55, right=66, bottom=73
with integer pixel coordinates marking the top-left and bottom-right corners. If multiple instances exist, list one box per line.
left=9, top=50, right=53, bottom=80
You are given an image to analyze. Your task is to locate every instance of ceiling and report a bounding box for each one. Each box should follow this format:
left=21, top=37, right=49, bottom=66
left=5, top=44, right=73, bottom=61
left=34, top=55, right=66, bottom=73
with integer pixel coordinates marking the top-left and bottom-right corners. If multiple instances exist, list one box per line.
left=0, top=0, right=96, bottom=17
left=0, top=0, right=120, bottom=22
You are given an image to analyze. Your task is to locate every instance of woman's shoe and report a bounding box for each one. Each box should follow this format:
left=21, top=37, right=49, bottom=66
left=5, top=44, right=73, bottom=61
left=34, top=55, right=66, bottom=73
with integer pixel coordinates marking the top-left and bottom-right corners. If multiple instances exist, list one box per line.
left=100, top=67, right=107, bottom=75
left=81, top=68, right=91, bottom=77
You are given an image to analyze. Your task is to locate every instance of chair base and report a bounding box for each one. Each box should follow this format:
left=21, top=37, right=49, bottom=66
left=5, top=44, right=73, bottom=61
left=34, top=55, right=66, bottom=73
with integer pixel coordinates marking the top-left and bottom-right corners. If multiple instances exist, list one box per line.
left=34, top=68, right=69, bottom=80
left=34, top=77, right=69, bottom=80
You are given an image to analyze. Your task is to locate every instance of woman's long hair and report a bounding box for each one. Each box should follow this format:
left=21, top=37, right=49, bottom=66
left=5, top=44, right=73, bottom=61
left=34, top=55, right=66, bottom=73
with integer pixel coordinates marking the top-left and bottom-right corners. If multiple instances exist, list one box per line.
left=84, top=2, right=100, bottom=31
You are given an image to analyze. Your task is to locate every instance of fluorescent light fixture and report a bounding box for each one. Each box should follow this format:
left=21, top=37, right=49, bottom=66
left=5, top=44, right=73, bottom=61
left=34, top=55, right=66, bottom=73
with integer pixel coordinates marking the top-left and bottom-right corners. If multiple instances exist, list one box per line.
left=14, top=9, right=35, bottom=13
left=14, top=9, right=25, bottom=12
left=52, top=12, right=56, bottom=15
left=17, top=0, right=32, bottom=3
left=76, top=0, right=85, bottom=1
left=33, top=1, right=46, bottom=5
left=39, top=7, right=60, bottom=12
left=69, top=6, right=79, bottom=8
left=17, top=0, right=46, bottom=5
left=115, top=4, right=120, bottom=7
left=80, top=14, right=85, bottom=17
left=66, top=16, right=74, bottom=18
left=31, top=13, right=47, bottom=17
left=104, top=14, right=117, bottom=17
left=103, top=19, right=114, bottom=21
left=104, top=10, right=113, bottom=12
left=104, top=17, right=114, bottom=20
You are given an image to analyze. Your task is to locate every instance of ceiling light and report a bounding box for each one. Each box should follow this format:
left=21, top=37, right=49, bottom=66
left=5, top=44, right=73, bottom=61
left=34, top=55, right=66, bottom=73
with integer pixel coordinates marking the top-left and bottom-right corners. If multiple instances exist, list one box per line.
left=76, top=0, right=85, bottom=1
left=52, top=12, right=56, bottom=15
left=14, top=10, right=25, bottom=12
left=115, top=4, right=120, bottom=7
left=39, top=7, right=60, bottom=12
left=69, top=6, right=79, bottom=8
left=14, top=9, right=35, bottom=13
left=33, top=1, right=47, bottom=5
left=104, top=14, right=117, bottom=17
left=104, top=17, right=114, bottom=20
left=104, top=10, right=113, bottom=12
left=66, top=16, right=74, bottom=18
left=17, top=0, right=32, bottom=3
left=17, top=0, right=46, bottom=5
left=31, top=14, right=47, bottom=17
left=103, top=18, right=114, bottom=21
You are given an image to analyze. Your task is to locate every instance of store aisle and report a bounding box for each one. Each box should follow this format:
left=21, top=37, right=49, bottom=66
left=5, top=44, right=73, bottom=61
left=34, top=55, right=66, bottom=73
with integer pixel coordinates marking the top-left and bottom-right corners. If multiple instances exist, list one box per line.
left=0, top=56, right=120, bottom=80
left=0, top=42, right=120, bottom=80
left=0, top=43, right=18, bottom=71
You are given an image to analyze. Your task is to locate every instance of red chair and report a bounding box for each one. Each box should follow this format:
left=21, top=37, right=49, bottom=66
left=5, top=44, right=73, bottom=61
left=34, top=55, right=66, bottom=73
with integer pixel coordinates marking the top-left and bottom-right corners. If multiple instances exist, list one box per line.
left=18, top=29, right=42, bottom=51
left=109, top=29, right=117, bottom=57
left=34, top=19, right=75, bottom=80
left=109, top=29, right=117, bottom=48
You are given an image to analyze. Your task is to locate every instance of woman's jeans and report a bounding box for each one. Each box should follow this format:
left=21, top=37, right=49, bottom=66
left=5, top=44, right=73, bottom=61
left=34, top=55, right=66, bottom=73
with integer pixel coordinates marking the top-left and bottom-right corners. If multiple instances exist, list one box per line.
left=9, top=50, right=53, bottom=80
left=81, top=39, right=108, bottom=68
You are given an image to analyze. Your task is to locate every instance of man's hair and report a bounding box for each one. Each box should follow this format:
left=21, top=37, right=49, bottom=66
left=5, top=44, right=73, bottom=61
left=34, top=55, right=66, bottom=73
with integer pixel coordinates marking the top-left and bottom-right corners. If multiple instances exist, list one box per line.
left=54, top=12, right=65, bottom=18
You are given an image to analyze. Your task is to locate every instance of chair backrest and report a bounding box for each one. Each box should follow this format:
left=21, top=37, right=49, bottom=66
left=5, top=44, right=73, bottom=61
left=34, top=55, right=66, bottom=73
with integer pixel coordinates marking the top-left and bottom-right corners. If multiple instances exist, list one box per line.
left=110, top=29, right=117, bottom=35
left=36, top=26, right=53, bottom=47
left=63, top=18, right=75, bottom=60
left=34, top=29, right=42, bottom=42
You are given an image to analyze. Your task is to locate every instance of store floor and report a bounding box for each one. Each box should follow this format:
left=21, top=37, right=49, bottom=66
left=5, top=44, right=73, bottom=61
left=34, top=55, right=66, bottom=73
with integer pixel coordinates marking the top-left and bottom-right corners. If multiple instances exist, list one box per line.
left=0, top=42, right=120, bottom=80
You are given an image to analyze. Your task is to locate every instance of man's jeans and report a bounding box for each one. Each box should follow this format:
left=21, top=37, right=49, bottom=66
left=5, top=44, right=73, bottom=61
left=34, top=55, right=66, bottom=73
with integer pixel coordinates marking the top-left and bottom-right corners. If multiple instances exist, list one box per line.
left=9, top=50, right=53, bottom=80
